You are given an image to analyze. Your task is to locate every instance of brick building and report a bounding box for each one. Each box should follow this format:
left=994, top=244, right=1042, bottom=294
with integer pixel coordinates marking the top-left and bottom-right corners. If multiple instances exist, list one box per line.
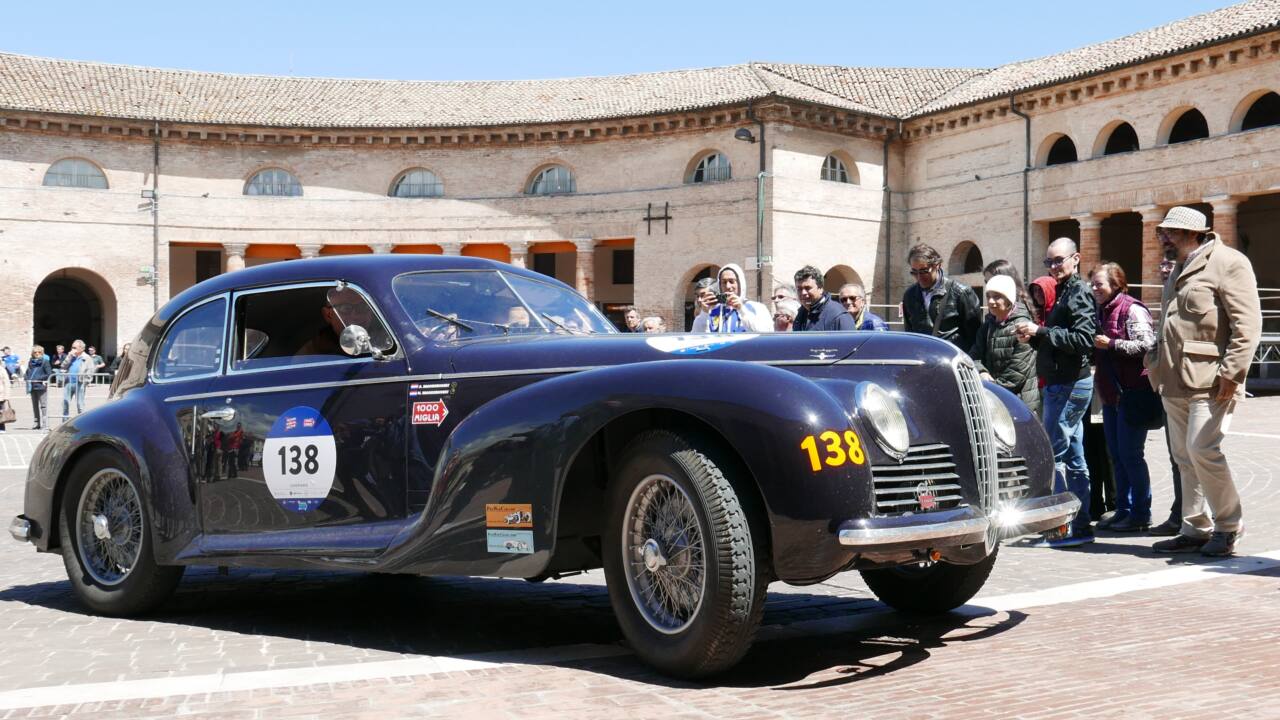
left=2, top=0, right=1279, bottom=355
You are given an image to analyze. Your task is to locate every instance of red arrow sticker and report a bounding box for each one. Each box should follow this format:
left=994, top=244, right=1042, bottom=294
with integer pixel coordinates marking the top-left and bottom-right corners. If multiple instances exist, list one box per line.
left=411, top=400, right=449, bottom=426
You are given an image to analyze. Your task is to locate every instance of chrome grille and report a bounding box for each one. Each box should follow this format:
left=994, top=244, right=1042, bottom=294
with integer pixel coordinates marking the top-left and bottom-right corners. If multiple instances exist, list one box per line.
left=870, top=444, right=965, bottom=514
left=997, top=455, right=1030, bottom=502
left=953, top=357, right=998, bottom=514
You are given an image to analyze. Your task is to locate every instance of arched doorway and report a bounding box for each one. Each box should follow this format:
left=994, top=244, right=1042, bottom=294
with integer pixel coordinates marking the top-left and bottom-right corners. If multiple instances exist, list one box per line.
left=823, top=265, right=863, bottom=292
left=678, top=264, right=717, bottom=331
left=33, top=269, right=118, bottom=356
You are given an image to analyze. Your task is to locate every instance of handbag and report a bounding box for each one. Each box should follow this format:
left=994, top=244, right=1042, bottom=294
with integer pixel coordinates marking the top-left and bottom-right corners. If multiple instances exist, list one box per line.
left=0, top=401, right=15, bottom=425
left=1104, top=357, right=1163, bottom=430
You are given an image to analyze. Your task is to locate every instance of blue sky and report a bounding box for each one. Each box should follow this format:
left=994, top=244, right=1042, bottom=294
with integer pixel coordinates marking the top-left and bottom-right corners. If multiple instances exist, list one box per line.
left=0, top=1, right=1235, bottom=80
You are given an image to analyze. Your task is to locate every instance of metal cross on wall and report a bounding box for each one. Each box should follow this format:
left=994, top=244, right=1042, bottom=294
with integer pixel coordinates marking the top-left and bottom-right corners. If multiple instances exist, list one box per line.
left=644, top=202, right=673, bottom=235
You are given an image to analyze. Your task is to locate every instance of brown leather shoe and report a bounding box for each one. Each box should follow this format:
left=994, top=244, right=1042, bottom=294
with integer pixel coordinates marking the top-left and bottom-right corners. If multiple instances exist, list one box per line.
left=1149, top=520, right=1180, bottom=536
left=1200, top=531, right=1238, bottom=557
left=1152, top=534, right=1207, bottom=553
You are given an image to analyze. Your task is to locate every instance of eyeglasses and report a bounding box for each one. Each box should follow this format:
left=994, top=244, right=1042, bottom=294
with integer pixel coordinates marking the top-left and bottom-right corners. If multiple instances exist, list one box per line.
left=908, top=267, right=935, bottom=277
left=1042, top=255, right=1074, bottom=268
left=839, top=296, right=860, bottom=305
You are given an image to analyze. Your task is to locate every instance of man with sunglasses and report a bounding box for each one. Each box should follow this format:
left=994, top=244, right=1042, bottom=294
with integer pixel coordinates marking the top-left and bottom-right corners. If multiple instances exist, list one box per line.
left=1146, top=206, right=1260, bottom=557
left=839, top=283, right=888, bottom=331
left=901, top=244, right=981, bottom=351
left=1014, top=237, right=1098, bottom=547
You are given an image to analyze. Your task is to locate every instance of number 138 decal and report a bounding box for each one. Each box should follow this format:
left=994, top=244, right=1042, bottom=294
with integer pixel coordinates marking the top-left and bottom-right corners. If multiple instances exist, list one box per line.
left=800, top=430, right=866, bottom=472
left=261, top=406, right=337, bottom=512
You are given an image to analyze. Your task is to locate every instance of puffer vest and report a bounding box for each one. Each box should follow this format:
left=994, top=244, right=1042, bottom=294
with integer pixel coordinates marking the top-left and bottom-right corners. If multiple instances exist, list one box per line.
left=1095, top=291, right=1151, bottom=406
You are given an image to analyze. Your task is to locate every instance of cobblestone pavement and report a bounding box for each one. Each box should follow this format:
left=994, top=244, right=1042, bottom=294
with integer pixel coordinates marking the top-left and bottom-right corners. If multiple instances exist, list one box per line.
left=1, top=392, right=1278, bottom=718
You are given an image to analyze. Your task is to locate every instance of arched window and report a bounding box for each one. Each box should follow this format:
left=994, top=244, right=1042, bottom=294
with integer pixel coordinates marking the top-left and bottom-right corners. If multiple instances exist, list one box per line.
left=1045, top=136, right=1078, bottom=166
left=245, top=168, right=302, bottom=196
left=687, top=152, right=731, bottom=183
left=1167, top=109, right=1209, bottom=144
left=1102, top=123, right=1140, bottom=155
left=391, top=168, right=444, bottom=198
left=526, top=165, right=576, bottom=195
left=42, top=158, right=108, bottom=189
left=948, top=242, right=984, bottom=275
left=1241, top=91, right=1280, bottom=131
left=821, top=155, right=852, bottom=183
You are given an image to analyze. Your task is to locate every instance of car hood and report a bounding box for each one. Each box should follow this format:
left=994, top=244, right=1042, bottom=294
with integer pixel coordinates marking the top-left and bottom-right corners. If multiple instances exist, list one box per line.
left=447, top=331, right=872, bottom=374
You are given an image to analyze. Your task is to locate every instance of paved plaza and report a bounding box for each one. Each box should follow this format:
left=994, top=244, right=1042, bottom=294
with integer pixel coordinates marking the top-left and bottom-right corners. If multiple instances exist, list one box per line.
left=1, top=386, right=1279, bottom=718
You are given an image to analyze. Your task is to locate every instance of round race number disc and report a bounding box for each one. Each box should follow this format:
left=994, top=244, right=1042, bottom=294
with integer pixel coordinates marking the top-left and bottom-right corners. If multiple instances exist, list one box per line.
left=261, top=406, right=337, bottom=512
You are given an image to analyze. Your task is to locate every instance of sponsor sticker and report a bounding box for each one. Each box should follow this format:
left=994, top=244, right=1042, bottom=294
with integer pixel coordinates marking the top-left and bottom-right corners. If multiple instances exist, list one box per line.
left=486, top=503, right=533, bottom=528
left=645, top=334, right=758, bottom=355
left=411, top=400, right=449, bottom=426
left=261, top=406, right=337, bottom=512
left=487, top=529, right=534, bottom=555
left=408, top=382, right=451, bottom=398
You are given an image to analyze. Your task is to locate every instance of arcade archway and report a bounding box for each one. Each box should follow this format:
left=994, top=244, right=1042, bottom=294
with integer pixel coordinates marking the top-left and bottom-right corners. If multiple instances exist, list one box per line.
left=33, top=268, right=118, bottom=355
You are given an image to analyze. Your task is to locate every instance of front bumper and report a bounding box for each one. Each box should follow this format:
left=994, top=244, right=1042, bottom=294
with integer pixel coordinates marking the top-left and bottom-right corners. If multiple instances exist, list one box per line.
left=837, top=492, right=1081, bottom=553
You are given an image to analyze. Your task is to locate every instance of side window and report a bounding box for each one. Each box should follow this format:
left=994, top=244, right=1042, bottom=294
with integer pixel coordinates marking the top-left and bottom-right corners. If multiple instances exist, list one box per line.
left=154, top=298, right=226, bottom=381
left=231, top=284, right=393, bottom=371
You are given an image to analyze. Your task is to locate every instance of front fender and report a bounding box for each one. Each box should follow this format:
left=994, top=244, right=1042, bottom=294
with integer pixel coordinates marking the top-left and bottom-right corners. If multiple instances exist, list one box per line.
left=379, top=359, right=871, bottom=579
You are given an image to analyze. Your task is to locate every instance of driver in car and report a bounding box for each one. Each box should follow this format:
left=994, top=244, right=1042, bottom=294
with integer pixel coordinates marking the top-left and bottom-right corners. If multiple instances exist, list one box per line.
left=298, top=287, right=375, bottom=356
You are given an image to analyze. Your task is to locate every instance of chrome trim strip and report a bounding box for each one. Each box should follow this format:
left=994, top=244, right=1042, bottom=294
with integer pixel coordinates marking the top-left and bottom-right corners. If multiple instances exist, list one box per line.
left=835, top=359, right=927, bottom=366
left=748, top=359, right=837, bottom=366
left=163, top=366, right=607, bottom=402
left=838, top=517, right=989, bottom=547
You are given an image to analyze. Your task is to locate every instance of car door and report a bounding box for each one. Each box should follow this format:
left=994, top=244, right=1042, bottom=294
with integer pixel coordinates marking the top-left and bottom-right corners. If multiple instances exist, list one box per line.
left=193, top=280, right=410, bottom=555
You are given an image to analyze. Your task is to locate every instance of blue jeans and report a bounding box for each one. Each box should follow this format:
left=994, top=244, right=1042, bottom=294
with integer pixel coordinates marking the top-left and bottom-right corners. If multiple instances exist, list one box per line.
left=1043, top=376, right=1094, bottom=535
left=1102, top=403, right=1152, bottom=523
left=62, top=380, right=86, bottom=418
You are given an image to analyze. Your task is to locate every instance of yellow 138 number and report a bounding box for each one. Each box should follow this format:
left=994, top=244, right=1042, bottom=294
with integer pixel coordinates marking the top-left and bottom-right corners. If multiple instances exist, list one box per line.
left=800, top=430, right=866, bottom=472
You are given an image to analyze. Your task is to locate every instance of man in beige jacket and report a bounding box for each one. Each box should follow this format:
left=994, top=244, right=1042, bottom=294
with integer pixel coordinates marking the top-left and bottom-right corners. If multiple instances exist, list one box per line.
left=1146, top=206, right=1261, bottom=557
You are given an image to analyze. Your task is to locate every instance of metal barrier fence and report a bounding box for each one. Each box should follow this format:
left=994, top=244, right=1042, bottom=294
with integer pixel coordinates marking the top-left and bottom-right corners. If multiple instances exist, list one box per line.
left=5, top=373, right=114, bottom=429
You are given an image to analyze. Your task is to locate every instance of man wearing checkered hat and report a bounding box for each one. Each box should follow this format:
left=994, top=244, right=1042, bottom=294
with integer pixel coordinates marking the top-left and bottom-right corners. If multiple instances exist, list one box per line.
left=1146, top=206, right=1261, bottom=557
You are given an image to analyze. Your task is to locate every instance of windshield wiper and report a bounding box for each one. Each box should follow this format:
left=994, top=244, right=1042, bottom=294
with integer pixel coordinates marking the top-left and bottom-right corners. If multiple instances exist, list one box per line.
left=541, top=313, right=586, bottom=335
left=424, top=307, right=475, bottom=333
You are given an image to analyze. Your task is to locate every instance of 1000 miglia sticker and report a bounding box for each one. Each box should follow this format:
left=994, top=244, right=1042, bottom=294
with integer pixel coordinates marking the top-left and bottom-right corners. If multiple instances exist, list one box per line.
left=261, top=406, right=337, bottom=512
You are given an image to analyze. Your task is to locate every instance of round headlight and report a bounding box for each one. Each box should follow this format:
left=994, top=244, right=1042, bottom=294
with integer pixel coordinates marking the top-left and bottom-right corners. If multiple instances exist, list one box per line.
left=855, top=382, right=910, bottom=457
left=984, top=387, right=1017, bottom=451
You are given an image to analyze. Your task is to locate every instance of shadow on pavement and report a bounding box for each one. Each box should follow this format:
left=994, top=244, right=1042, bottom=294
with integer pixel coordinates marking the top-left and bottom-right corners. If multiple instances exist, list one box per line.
left=0, top=567, right=1029, bottom=688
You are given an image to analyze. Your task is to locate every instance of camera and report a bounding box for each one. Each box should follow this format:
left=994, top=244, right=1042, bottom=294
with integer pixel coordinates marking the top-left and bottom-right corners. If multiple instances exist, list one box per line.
left=715, top=292, right=728, bottom=305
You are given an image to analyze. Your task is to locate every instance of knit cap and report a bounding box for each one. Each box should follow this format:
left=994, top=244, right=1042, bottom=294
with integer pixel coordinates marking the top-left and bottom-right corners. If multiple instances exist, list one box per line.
left=984, top=274, right=1018, bottom=305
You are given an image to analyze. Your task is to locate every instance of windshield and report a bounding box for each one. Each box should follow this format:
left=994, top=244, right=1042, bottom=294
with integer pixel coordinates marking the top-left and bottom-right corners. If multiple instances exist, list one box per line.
left=392, top=270, right=617, bottom=342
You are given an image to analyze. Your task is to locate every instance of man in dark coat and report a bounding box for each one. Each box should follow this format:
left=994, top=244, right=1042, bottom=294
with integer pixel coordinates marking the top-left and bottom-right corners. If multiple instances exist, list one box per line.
left=1015, top=237, right=1098, bottom=547
left=901, top=243, right=982, bottom=352
left=792, top=265, right=855, bottom=332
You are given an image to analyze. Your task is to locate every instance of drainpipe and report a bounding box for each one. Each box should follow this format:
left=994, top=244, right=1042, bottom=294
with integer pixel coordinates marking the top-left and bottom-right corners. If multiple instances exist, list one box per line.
left=152, top=121, right=161, bottom=312
left=747, top=102, right=767, bottom=302
left=1009, top=96, right=1031, bottom=280
left=881, top=121, right=901, bottom=306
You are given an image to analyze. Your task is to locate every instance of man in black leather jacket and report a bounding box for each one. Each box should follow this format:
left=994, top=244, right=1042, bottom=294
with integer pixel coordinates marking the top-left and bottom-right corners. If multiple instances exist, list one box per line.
left=901, top=243, right=982, bottom=352
left=1015, top=237, right=1098, bottom=547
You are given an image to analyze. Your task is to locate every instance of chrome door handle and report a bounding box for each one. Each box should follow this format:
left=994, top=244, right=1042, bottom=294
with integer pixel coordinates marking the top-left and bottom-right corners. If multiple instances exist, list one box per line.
left=200, top=407, right=236, bottom=421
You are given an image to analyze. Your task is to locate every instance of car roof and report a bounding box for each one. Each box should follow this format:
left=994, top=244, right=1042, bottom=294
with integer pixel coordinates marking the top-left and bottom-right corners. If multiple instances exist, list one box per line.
left=160, top=253, right=560, bottom=323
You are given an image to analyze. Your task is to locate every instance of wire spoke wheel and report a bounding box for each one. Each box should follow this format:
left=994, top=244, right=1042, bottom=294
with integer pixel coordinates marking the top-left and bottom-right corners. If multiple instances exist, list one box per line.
left=622, top=473, right=707, bottom=634
left=75, top=468, right=143, bottom=586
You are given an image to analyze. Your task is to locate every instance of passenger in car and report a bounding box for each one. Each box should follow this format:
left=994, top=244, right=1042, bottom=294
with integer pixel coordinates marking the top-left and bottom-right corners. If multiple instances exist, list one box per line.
left=297, top=287, right=374, bottom=356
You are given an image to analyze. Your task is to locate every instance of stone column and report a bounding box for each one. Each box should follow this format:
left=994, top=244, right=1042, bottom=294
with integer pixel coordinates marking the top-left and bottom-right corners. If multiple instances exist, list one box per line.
left=440, top=241, right=463, bottom=256
left=297, top=243, right=322, bottom=259
left=1072, top=213, right=1103, bottom=274
left=223, top=242, right=248, bottom=273
left=573, top=238, right=596, bottom=299
left=507, top=241, right=529, bottom=268
left=1205, top=194, right=1240, bottom=248
left=370, top=242, right=394, bottom=254
left=1135, top=205, right=1166, bottom=306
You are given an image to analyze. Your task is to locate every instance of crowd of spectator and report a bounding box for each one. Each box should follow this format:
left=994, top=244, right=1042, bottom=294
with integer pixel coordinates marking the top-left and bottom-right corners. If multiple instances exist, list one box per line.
left=668, top=204, right=1260, bottom=556
left=0, top=339, right=125, bottom=431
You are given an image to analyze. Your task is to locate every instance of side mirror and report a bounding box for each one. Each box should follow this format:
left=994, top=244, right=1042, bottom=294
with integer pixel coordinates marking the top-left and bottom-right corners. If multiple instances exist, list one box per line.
left=339, top=325, right=386, bottom=361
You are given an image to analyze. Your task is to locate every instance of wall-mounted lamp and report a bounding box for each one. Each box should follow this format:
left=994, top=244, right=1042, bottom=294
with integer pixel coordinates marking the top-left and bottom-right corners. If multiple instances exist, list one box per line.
left=734, top=128, right=756, bottom=143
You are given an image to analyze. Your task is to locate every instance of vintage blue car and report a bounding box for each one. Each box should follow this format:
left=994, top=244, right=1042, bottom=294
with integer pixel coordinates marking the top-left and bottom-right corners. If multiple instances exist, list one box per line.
left=10, top=255, right=1078, bottom=678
